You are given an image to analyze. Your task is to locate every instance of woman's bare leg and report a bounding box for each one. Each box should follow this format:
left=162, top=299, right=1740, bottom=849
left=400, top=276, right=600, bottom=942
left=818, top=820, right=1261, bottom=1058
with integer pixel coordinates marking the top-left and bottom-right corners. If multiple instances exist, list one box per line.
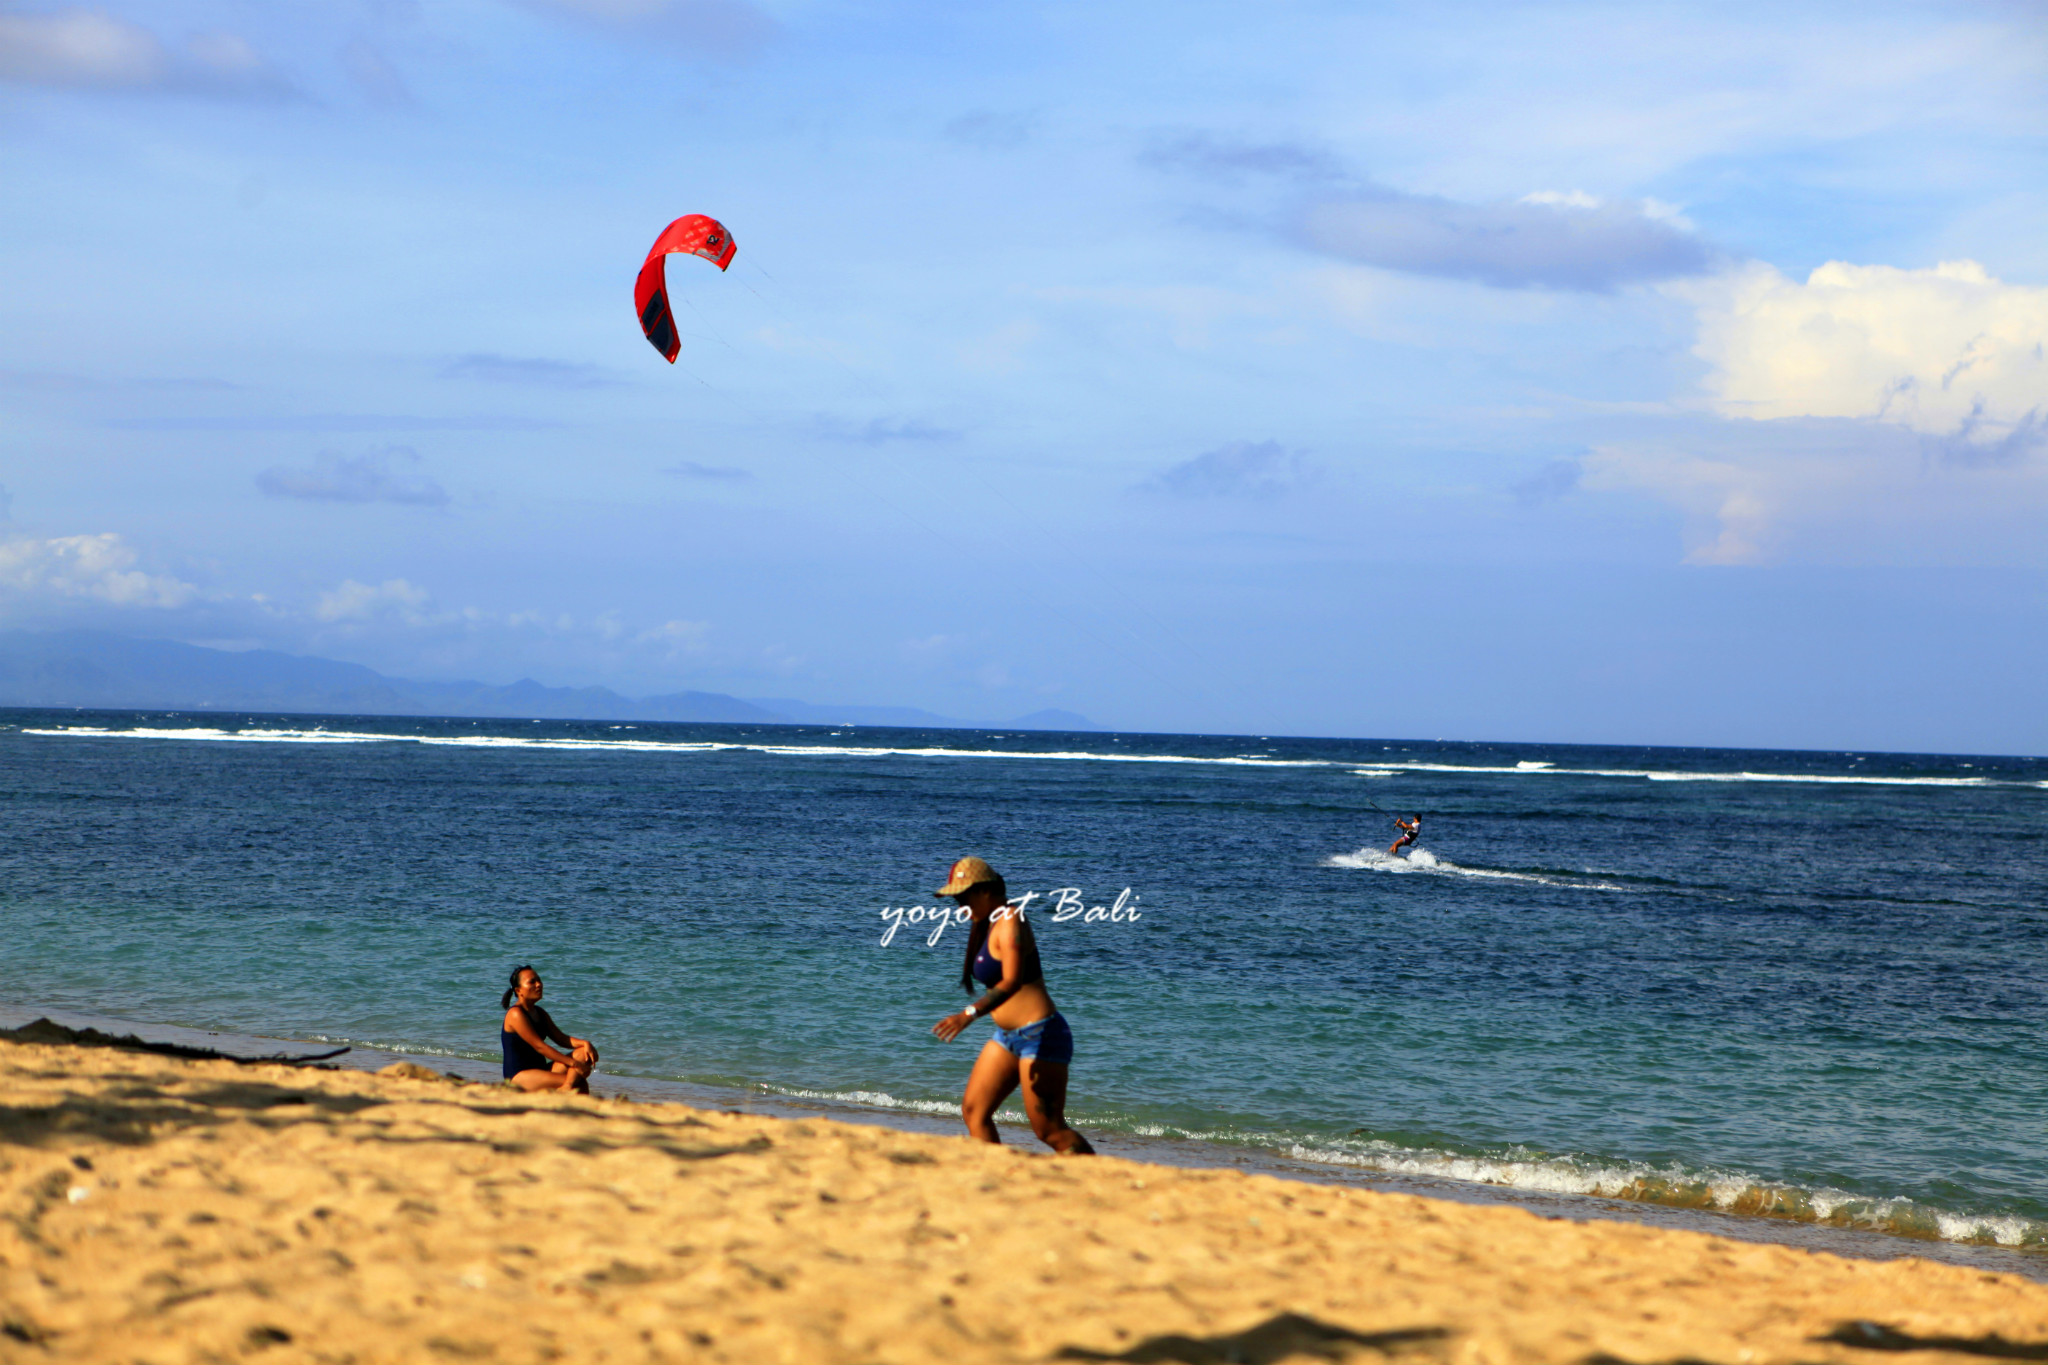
left=508, top=1065, right=588, bottom=1093
left=960, top=1040, right=1020, bottom=1143
left=1017, top=1059, right=1094, bottom=1154
left=509, top=1068, right=572, bottom=1092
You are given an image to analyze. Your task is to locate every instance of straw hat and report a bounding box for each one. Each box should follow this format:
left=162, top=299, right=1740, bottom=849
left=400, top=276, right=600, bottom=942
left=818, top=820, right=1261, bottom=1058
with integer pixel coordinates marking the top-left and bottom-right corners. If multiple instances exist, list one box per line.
left=935, top=856, right=1000, bottom=897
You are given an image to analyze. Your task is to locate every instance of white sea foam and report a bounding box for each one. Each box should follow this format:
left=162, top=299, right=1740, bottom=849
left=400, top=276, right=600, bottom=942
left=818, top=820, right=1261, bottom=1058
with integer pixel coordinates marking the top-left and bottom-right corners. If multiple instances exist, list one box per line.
left=1355, top=760, right=1998, bottom=787
left=1933, top=1211, right=2040, bottom=1246
left=20, top=724, right=2029, bottom=787
left=24, top=726, right=395, bottom=745
left=1036, top=1109, right=2048, bottom=1250
left=768, top=1084, right=1025, bottom=1123
left=1324, top=846, right=1628, bottom=891
left=20, top=725, right=1328, bottom=769
left=1276, top=1139, right=2045, bottom=1247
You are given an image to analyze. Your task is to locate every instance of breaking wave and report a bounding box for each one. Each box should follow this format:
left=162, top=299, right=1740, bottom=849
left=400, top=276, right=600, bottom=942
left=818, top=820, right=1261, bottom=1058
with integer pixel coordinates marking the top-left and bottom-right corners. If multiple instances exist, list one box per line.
left=16, top=722, right=2031, bottom=788
left=17, top=725, right=1325, bottom=769
left=1275, top=1136, right=2046, bottom=1249
left=1353, top=760, right=2004, bottom=787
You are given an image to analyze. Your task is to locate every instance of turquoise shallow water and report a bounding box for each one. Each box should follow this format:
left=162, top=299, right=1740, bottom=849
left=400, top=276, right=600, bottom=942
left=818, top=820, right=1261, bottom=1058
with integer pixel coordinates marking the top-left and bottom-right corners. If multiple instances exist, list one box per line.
left=3, top=711, right=2043, bottom=1251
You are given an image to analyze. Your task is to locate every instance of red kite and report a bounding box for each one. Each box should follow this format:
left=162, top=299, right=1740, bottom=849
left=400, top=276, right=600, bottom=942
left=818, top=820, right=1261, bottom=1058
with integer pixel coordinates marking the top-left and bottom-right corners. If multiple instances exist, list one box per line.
left=634, top=214, right=736, bottom=363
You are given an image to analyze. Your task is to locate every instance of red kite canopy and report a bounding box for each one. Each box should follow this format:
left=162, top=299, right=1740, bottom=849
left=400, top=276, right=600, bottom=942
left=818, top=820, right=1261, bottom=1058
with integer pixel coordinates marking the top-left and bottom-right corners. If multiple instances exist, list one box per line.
left=634, top=214, right=737, bottom=363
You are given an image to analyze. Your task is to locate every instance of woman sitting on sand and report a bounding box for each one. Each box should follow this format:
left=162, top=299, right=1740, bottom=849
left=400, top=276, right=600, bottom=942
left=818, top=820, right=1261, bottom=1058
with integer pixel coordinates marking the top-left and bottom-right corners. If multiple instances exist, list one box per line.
left=928, top=857, right=1094, bottom=1154
left=500, top=965, right=599, bottom=1093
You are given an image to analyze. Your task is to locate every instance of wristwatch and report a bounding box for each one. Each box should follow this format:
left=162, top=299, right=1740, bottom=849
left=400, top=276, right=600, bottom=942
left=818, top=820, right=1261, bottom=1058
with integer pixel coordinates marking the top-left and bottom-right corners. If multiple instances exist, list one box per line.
left=962, top=1005, right=978, bottom=1019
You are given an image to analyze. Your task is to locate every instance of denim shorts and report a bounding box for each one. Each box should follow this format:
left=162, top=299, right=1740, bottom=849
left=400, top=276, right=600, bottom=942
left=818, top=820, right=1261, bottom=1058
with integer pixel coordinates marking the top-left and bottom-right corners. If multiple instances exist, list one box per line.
left=991, top=1011, right=1074, bottom=1066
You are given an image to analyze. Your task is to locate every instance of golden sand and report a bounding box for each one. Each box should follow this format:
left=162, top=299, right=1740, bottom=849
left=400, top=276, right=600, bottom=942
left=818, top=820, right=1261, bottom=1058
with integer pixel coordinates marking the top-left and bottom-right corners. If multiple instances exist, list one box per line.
left=2, top=1039, right=2043, bottom=1364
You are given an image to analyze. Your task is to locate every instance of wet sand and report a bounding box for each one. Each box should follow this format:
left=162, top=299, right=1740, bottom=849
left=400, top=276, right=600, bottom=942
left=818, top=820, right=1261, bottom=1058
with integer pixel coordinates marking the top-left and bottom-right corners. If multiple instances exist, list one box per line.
left=4, top=1035, right=2046, bottom=1365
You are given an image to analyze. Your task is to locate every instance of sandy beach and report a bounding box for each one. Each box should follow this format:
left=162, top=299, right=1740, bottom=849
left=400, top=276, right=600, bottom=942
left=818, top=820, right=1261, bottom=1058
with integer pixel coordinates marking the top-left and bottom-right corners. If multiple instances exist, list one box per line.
left=3, top=1036, right=2045, bottom=1365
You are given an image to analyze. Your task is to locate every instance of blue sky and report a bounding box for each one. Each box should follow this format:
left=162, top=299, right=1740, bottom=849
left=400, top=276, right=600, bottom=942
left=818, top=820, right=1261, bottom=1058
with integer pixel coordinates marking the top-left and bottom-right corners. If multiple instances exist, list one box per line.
left=2, top=0, right=2044, bottom=751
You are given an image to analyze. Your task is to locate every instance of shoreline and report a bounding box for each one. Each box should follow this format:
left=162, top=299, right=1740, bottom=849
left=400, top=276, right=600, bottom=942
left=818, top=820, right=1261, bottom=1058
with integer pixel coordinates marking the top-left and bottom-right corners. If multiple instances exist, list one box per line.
left=6, top=1000, right=2040, bottom=1285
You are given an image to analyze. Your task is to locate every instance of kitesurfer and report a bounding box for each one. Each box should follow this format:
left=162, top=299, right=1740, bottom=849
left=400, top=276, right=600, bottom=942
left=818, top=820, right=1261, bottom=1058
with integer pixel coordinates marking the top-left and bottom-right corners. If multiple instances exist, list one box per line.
left=1388, top=815, right=1421, bottom=857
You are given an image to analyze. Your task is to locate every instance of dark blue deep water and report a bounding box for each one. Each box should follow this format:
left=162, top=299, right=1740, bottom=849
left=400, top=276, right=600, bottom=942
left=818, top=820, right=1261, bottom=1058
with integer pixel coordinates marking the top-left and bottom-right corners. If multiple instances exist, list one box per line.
left=2, top=711, right=2042, bottom=1247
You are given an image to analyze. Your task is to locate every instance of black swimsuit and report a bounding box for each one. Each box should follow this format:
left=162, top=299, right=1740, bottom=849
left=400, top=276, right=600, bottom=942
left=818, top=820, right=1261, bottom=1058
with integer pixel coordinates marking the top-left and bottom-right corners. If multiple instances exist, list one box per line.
left=501, top=1005, right=555, bottom=1078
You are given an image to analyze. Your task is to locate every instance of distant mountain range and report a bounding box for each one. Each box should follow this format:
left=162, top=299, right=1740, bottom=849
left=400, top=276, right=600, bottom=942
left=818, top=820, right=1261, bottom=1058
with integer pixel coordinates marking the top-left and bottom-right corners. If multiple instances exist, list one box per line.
left=0, top=631, right=1100, bottom=732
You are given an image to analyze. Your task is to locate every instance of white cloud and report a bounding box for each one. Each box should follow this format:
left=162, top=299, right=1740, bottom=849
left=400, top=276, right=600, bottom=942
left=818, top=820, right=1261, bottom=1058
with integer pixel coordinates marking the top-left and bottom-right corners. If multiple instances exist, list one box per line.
left=256, top=447, right=451, bottom=506
left=1519, top=189, right=1600, bottom=211
left=0, top=8, right=291, bottom=96
left=1303, top=189, right=1714, bottom=292
left=1142, top=440, right=1310, bottom=500
left=315, top=578, right=434, bottom=624
left=0, top=533, right=731, bottom=687
left=634, top=618, right=710, bottom=657
left=185, top=31, right=265, bottom=80
left=1581, top=447, right=1782, bottom=566
left=1141, top=133, right=1346, bottom=184
left=664, top=460, right=751, bottom=480
left=0, top=533, right=198, bottom=609
left=1574, top=257, right=2048, bottom=565
left=509, top=0, right=775, bottom=59
left=308, top=583, right=709, bottom=669
left=1582, top=422, right=2048, bottom=568
left=1681, top=259, right=2048, bottom=459
left=1141, top=132, right=1717, bottom=293
left=0, top=8, right=159, bottom=86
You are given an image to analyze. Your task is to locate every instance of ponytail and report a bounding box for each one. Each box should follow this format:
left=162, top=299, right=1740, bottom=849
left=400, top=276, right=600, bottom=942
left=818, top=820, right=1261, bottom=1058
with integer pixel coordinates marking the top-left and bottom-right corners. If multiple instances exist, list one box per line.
left=501, top=964, right=536, bottom=1009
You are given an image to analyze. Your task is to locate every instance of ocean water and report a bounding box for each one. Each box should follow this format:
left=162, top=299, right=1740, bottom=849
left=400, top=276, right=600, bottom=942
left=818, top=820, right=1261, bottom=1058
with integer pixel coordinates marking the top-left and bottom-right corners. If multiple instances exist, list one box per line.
left=3, top=710, right=2043, bottom=1256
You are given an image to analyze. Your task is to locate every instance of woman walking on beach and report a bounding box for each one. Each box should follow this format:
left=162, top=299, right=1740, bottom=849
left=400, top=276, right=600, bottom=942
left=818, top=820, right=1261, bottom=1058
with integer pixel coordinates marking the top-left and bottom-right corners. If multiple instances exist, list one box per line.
left=501, top=965, right=599, bottom=1093
left=929, top=857, right=1095, bottom=1154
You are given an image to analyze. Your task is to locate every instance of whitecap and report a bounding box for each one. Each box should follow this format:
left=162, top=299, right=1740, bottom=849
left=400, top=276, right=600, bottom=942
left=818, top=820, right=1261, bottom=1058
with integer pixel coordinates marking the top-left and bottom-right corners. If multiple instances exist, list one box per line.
left=20, top=725, right=2026, bottom=788
left=21, top=725, right=1332, bottom=770
left=1358, top=759, right=1999, bottom=788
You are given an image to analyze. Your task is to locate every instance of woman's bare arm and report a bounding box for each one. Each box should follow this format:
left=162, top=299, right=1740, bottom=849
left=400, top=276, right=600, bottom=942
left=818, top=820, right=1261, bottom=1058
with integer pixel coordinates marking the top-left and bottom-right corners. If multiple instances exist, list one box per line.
left=933, top=918, right=1031, bottom=1041
left=505, top=1006, right=578, bottom=1068
left=970, top=917, right=1030, bottom=1016
left=532, top=1006, right=576, bottom=1049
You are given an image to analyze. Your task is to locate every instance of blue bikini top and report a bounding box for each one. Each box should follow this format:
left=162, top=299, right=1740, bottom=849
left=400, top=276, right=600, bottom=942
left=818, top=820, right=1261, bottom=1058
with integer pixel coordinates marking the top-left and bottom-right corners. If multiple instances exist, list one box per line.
left=970, top=920, right=1043, bottom=990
